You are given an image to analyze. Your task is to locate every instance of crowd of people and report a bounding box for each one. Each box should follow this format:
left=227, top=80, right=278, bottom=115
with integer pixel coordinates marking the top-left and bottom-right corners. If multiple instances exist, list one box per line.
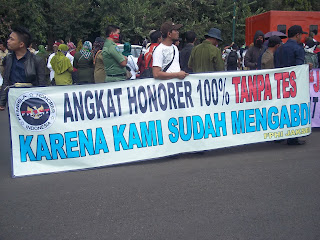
left=0, top=22, right=319, bottom=145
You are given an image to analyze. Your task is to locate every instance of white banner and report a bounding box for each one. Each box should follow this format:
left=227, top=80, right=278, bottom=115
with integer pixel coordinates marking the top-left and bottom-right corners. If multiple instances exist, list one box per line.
left=8, top=65, right=311, bottom=177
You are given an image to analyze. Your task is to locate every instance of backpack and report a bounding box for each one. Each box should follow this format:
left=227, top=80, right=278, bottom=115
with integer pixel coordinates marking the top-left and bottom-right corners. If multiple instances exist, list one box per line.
left=139, top=46, right=157, bottom=79
left=227, top=50, right=238, bottom=70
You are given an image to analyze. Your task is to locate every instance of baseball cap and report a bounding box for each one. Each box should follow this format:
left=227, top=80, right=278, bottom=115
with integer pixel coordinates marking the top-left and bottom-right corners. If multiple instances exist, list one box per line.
left=268, top=35, right=281, bottom=47
left=288, top=25, right=307, bottom=38
left=160, top=21, right=183, bottom=35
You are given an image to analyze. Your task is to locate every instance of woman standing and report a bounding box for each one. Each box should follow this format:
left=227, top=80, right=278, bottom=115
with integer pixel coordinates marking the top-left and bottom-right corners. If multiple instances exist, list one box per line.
left=93, top=37, right=106, bottom=83
left=50, top=44, right=73, bottom=85
left=73, top=41, right=94, bottom=84
left=36, top=45, right=50, bottom=84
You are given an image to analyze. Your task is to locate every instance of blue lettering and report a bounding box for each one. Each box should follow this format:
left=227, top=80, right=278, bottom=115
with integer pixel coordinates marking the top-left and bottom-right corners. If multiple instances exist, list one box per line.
left=290, top=104, right=300, bottom=127
left=268, top=106, right=279, bottom=130
left=113, top=125, right=128, bottom=151
left=128, top=123, right=142, bottom=149
left=245, top=109, right=255, bottom=133
left=140, top=121, right=157, bottom=147
left=79, top=129, right=94, bottom=157
left=255, top=108, right=267, bottom=131
left=214, top=112, right=227, bottom=136
left=192, top=115, right=204, bottom=140
left=179, top=116, right=192, bottom=141
left=168, top=118, right=179, bottom=143
left=19, top=135, right=36, bottom=162
left=301, top=103, right=309, bottom=126
left=231, top=110, right=245, bottom=134
left=36, top=135, right=52, bottom=160
left=95, top=128, right=109, bottom=154
left=156, top=120, right=164, bottom=145
left=50, top=133, right=67, bottom=159
left=280, top=105, right=291, bottom=128
left=65, top=131, right=80, bottom=158
left=204, top=114, right=216, bottom=138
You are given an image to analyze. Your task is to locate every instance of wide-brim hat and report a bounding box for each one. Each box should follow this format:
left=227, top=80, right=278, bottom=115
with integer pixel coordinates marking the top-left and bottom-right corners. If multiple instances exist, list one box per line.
left=205, top=28, right=223, bottom=41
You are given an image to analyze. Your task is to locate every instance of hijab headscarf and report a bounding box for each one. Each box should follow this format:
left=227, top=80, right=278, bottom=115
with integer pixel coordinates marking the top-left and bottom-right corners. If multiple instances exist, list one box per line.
left=92, top=37, right=105, bottom=58
left=36, top=45, right=49, bottom=59
left=50, top=44, right=72, bottom=74
left=122, top=42, right=132, bottom=57
left=80, top=41, right=92, bottom=60
left=67, top=42, right=76, bottom=51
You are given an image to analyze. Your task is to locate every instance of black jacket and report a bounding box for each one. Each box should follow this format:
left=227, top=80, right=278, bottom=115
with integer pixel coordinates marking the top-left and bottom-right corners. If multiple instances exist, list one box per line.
left=180, top=43, right=194, bottom=73
left=0, top=50, right=47, bottom=106
left=244, top=30, right=266, bottom=70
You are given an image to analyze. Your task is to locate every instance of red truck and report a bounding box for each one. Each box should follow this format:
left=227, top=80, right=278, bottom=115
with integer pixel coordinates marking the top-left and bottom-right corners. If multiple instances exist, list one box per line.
left=245, top=11, right=320, bottom=45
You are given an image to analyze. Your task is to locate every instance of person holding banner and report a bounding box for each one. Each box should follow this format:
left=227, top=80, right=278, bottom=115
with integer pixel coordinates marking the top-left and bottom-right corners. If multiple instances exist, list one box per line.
left=188, top=28, right=224, bottom=73
left=274, top=25, right=308, bottom=145
left=152, top=21, right=188, bottom=80
left=0, top=27, right=46, bottom=111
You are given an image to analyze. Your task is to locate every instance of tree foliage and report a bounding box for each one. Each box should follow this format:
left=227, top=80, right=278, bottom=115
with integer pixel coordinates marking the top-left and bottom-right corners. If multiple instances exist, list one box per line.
left=0, top=0, right=318, bottom=47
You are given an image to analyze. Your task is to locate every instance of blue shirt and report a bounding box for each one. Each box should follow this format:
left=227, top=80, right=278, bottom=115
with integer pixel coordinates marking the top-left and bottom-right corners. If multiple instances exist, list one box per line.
left=274, top=39, right=305, bottom=68
left=10, top=52, right=27, bottom=84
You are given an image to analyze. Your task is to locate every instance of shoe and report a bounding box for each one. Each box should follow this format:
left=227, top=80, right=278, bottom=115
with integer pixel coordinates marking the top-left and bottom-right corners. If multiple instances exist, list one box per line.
left=287, top=139, right=306, bottom=145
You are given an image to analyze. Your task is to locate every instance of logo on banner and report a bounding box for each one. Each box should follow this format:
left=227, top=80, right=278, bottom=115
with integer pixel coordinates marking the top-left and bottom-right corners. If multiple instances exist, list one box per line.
left=15, top=92, right=56, bottom=131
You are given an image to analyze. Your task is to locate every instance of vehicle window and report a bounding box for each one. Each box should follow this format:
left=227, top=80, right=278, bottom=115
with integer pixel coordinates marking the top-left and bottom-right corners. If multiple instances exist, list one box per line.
left=277, top=25, right=286, bottom=34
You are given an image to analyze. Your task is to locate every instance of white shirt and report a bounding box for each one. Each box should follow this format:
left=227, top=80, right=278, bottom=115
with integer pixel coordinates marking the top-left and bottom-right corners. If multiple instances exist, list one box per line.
left=152, top=43, right=180, bottom=73
left=47, top=53, right=55, bottom=81
left=127, top=55, right=139, bottom=80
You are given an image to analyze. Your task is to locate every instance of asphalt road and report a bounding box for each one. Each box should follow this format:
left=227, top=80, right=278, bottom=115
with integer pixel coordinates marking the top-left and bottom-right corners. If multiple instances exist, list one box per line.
left=0, top=110, right=320, bottom=240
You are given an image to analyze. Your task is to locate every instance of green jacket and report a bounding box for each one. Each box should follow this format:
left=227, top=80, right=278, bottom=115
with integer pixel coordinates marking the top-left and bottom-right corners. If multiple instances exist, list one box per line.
left=188, top=40, right=224, bottom=73
left=102, top=39, right=126, bottom=82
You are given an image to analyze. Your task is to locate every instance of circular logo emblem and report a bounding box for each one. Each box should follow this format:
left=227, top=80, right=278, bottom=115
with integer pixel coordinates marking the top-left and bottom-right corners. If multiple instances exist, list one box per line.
left=15, top=92, right=56, bottom=132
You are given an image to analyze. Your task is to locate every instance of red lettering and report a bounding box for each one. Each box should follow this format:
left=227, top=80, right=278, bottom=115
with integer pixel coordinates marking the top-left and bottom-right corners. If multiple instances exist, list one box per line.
left=257, top=75, right=264, bottom=101
left=264, top=74, right=272, bottom=100
left=314, top=70, right=320, bottom=93
left=289, top=71, right=297, bottom=98
left=274, top=73, right=282, bottom=99
left=282, top=72, right=290, bottom=98
left=240, top=76, right=249, bottom=103
left=248, top=75, right=257, bottom=101
left=232, top=77, right=241, bottom=103
left=309, top=70, right=314, bottom=83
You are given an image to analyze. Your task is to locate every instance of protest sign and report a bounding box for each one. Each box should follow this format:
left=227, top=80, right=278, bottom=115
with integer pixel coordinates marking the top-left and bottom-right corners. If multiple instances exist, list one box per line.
left=8, top=65, right=311, bottom=177
left=310, top=68, right=320, bottom=127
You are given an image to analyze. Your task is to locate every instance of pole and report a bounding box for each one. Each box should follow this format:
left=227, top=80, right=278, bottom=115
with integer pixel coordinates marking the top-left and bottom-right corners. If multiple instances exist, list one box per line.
left=232, top=0, right=236, bottom=43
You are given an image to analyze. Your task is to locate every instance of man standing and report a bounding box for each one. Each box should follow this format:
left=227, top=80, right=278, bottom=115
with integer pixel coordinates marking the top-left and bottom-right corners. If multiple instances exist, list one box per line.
left=144, top=30, right=162, bottom=69
left=102, top=25, right=127, bottom=82
left=274, top=25, right=308, bottom=145
left=275, top=25, right=307, bottom=68
left=244, top=30, right=266, bottom=70
left=261, top=36, right=281, bottom=69
left=152, top=21, right=188, bottom=80
left=188, top=28, right=224, bottom=73
left=0, top=40, right=8, bottom=77
left=180, top=31, right=196, bottom=73
left=0, top=27, right=46, bottom=110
